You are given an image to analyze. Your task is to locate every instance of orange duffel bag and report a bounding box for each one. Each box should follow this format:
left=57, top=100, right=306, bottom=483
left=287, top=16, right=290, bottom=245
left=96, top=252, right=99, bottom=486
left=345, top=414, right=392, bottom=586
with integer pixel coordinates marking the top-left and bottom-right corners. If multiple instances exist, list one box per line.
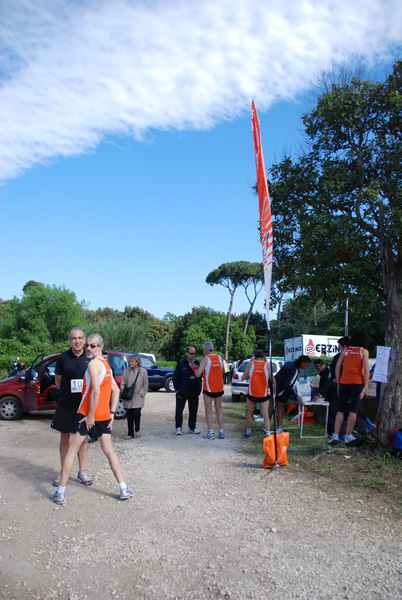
left=262, top=432, right=289, bottom=468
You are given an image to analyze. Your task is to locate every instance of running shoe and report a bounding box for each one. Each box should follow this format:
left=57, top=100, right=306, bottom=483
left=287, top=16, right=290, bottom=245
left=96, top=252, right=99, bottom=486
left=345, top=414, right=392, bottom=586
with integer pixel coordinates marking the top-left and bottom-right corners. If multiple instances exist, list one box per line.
left=344, top=434, right=356, bottom=444
left=120, top=487, right=134, bottom=501
left=203, top=431, right=216, bottom=439
left=276, top=427, right=284, bottom=434
left=50, top=490, right=66, bottom=505
left=77, top=471, right=93, bottom=486
left=175, top=427, right=182, bottom=435
left=188, top=429, right=200, bottom=434
left=52, top=475, right=60, bottom=487
left=218, top=431, right=225, bottom=439
left=327, top=433, right=339, bottom=445
left=241, top=432, right=252, bottom=439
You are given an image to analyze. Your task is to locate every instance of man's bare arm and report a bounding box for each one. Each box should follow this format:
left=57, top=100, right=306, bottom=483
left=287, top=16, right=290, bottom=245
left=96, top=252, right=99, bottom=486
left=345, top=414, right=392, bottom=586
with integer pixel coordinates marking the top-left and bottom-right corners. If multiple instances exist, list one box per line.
left=194, top=357, right=207, bottom=378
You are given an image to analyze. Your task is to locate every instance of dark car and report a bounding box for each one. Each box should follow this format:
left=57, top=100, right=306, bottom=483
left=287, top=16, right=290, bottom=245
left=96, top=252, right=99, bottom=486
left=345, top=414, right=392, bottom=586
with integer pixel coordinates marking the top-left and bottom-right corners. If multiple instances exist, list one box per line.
left=0, top=351, right=175, bottom=421
left=106, top=352, right=175, bottom=393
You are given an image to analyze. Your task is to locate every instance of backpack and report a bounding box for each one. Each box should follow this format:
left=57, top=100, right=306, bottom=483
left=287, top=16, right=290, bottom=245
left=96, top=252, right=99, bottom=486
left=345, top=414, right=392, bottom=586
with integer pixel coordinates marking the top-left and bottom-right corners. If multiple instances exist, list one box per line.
left=391, top=427, right=402, bottom=458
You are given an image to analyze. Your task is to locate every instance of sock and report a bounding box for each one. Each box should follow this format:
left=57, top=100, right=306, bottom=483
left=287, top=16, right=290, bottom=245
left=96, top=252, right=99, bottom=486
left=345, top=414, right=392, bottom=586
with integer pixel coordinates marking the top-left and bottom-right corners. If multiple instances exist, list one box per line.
left=57, top=486, right=66, bottom=494
left=219, top=429, right=224, bottom=434
left=118, top=482, right=127, bottom=492
left=246, top=428, right=251, bottom=435
left=208, top=429, right=214, bottom=434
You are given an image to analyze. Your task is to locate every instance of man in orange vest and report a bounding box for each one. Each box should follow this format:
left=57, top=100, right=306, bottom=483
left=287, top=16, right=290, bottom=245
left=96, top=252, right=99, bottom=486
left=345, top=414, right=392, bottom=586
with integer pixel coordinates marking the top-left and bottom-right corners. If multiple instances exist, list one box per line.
left=193, top=341, right=225, bottom=439
left=50, top=333, right=133, bottom=505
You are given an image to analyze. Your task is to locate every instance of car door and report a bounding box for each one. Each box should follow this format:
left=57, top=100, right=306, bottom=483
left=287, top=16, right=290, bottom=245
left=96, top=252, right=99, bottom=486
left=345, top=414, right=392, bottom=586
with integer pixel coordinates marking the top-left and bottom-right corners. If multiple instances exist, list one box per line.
left=24, top=353, right=45, bottom=411
left=140, top=356, right=163, bottom=388
left=37, top=356, right=58, bottom=404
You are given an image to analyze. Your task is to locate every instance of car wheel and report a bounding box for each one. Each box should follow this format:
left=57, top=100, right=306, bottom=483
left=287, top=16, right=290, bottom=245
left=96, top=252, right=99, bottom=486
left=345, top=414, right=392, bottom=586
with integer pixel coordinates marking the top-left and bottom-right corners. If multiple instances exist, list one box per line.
left=114, top=399, right=127, bottom=420
left=232, top=393, right=241, bottom=402
left=0, top=396, right=23, bottom=420
left=164, top=377, right=175, bottom=393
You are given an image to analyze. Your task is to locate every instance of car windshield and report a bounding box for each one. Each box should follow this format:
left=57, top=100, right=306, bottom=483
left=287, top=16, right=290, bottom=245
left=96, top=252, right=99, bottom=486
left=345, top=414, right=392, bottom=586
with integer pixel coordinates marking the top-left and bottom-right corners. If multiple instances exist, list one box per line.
left=140, top=356, right=157, bottom=368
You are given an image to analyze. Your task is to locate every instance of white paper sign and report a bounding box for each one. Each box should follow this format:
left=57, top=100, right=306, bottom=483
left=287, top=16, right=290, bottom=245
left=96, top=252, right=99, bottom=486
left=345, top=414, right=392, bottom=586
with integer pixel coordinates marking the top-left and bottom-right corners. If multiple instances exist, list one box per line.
left=373, top=346, right=391, bottom=383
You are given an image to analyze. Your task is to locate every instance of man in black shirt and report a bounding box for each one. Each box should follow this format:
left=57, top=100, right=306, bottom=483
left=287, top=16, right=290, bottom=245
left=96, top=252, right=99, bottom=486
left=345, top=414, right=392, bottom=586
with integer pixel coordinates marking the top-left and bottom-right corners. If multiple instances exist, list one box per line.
left=172, top=346, right=202, bottom=435
left=51, top=328, right=92, bottom=486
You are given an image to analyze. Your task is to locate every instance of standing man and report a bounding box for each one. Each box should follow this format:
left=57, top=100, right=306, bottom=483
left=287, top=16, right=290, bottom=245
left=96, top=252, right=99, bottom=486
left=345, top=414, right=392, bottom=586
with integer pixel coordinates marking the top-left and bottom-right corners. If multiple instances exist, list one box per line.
left=173, top=346, right=202, bottom=435
left=193, top=342, right=225, bottom=440
left=51, top=333, right=133, bottom=505
left=51, top=328, right=92, bottom=486
left=269, top=355, right=312, bottom=433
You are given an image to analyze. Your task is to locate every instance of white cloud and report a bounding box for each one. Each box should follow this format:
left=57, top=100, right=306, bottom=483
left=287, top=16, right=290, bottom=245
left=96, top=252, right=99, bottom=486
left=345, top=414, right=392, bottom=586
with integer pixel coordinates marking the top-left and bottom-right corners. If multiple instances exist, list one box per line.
left=0, top=0, right=401, bottom=181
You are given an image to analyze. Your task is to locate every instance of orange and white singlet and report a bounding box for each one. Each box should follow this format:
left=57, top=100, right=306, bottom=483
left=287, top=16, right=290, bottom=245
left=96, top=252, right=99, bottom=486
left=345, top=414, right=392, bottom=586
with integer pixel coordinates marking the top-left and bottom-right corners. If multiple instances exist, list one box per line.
left=77, top=357, right=112, bottom=421
left=203, top=354, right=224, bottom=393
left=340, top=347, right=364, bottom=384
left=248, top=360, right=270, bottom=398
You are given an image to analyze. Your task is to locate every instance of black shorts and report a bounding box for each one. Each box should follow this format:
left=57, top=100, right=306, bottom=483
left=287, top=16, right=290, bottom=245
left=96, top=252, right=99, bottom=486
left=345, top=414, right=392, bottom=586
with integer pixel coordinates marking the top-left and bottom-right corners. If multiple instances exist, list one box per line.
left=51, top=405, right=79, bottom=434
left=70, top=413, right=112, bottom=438
left=276, top=390, right=291, bottom=404
left=203, top=390, right=224, bottom=398
left=247, top=394, right=269, bottom=403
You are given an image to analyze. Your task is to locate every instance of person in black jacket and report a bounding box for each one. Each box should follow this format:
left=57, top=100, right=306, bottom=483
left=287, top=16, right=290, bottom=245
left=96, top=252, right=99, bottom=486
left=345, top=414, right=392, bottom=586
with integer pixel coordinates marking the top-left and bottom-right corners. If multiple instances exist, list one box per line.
left=268, top=355, right=311, bottom=433
left=172, top=346, right=202, bottom=435
left=313, top=359, right=332, bottom=401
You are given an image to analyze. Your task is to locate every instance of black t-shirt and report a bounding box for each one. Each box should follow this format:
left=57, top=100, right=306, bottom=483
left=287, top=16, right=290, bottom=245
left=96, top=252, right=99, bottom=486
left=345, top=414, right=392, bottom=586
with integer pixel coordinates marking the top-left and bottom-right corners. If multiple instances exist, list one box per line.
left=55, top=348, right=90, bottom=408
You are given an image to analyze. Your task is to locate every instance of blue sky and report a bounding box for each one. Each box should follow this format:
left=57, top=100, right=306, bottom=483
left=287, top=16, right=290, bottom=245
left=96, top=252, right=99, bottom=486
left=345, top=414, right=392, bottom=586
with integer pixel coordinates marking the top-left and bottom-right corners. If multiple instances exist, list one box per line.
left=1, top=1, right=401, bottom=321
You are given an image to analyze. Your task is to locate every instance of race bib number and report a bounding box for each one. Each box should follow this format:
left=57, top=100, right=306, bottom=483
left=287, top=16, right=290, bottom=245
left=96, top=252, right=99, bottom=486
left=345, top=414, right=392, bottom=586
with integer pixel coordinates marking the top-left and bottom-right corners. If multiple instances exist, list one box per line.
left=71, top=379, right=83, bottom=393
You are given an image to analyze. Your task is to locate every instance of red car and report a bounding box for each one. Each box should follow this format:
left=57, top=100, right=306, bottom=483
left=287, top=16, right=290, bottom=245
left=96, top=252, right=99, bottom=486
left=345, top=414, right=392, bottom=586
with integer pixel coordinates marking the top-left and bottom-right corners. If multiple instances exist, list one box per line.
left=0, top=351, right=130, bottom=421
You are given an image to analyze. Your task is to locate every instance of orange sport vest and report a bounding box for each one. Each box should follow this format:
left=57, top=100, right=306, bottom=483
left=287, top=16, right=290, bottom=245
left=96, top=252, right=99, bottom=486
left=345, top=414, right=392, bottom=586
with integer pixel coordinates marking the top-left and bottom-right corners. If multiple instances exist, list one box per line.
left=78, top=357, right=112, bottom=421
left=340, top=347, right=364, bottom=384
left=203, top=354, right=224, bottom=393
left=248, top=360, right=270, bottom=397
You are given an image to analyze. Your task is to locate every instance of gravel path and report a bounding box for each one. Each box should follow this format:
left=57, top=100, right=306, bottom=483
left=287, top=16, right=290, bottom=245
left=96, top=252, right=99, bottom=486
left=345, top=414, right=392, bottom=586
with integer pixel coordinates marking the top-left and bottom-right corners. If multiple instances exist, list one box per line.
left=1, top=389, right=401, bottom=600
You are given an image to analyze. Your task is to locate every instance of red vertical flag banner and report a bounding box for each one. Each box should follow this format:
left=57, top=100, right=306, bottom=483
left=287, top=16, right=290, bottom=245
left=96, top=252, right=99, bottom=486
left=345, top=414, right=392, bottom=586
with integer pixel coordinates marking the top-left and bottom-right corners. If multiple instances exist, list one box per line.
left=251, top=100, right=273, bottom=329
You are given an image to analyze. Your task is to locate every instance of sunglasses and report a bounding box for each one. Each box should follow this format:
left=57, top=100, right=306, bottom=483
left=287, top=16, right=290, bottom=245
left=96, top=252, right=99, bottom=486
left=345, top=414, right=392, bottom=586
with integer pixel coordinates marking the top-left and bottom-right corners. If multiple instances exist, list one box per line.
left=85, top=343, right=99, bottom=349
left=188, top=352, right=196, bottom=355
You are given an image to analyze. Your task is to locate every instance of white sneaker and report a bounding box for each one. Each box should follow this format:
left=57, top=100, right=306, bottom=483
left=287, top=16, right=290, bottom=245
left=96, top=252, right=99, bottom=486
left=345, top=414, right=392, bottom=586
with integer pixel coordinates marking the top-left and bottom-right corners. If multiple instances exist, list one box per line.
left=344, top=434, right=356, bottom=444
left=188, top=428, right=200, bottom=434
left=175, top=427, right=182, bottom=435
left=276, top=427, right=284, bottom=434
left=120, top=487, right=134, bottom=501
left=328, top=433, right=339, bottom=445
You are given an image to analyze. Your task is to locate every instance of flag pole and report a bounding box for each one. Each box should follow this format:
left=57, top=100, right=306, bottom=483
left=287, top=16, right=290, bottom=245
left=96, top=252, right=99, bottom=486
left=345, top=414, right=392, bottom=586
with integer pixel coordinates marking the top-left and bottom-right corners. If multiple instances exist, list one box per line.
left=251, top=101, right=280, bottom=469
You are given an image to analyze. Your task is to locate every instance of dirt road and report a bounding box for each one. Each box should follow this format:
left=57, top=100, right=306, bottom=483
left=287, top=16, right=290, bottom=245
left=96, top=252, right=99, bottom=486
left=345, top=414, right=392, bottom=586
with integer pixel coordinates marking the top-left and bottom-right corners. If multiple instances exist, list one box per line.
left=1, top=390, right=401, bottom=600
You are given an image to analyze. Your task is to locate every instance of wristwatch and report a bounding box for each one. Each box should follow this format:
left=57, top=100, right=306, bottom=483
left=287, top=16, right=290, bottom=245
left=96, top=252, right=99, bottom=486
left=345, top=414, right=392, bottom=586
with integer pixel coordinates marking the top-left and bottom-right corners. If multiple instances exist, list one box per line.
left=110, top=411, right=115, bottom=415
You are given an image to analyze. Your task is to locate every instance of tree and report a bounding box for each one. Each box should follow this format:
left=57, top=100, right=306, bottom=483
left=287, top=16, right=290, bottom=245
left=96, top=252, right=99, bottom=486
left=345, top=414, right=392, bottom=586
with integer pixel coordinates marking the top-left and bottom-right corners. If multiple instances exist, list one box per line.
left=1, top=282, right=82, bottom=344
left=179, top=309, right=256, bottom=361
left=269, top=61, right=402, bottom=445
left=241, top=262, right=264, bottom=335
left=206, top=261, right=262, bottom=360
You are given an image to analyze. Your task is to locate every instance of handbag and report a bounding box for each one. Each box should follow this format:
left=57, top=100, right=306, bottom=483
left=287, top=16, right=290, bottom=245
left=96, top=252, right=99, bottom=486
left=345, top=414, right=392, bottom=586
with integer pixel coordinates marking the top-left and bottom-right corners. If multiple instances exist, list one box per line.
left=120, top=371, right=140, bottom=401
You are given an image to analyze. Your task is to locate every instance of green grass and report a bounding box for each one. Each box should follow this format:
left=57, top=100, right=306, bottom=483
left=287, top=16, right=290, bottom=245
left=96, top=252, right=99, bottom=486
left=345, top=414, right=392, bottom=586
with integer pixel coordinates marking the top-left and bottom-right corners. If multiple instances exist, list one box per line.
left=223, top=395, right=402, bottom=511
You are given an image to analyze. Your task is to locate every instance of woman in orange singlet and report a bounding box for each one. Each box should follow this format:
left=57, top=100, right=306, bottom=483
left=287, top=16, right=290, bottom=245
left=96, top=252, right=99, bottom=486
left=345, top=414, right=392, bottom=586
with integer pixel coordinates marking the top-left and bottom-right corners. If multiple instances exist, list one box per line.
left=328, top=331, right=370, bottom=445
left=241, top=350, right=275, bottom=439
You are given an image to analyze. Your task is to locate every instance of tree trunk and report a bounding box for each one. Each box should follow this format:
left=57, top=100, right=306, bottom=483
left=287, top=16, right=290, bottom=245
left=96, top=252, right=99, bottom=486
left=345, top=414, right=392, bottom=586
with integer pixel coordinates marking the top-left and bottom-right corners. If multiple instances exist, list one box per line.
left=377, top=251, right=402, bottom=446
left=225, top=289, right=236, bottom=362
left=243, top=299, right=256, bottom=336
